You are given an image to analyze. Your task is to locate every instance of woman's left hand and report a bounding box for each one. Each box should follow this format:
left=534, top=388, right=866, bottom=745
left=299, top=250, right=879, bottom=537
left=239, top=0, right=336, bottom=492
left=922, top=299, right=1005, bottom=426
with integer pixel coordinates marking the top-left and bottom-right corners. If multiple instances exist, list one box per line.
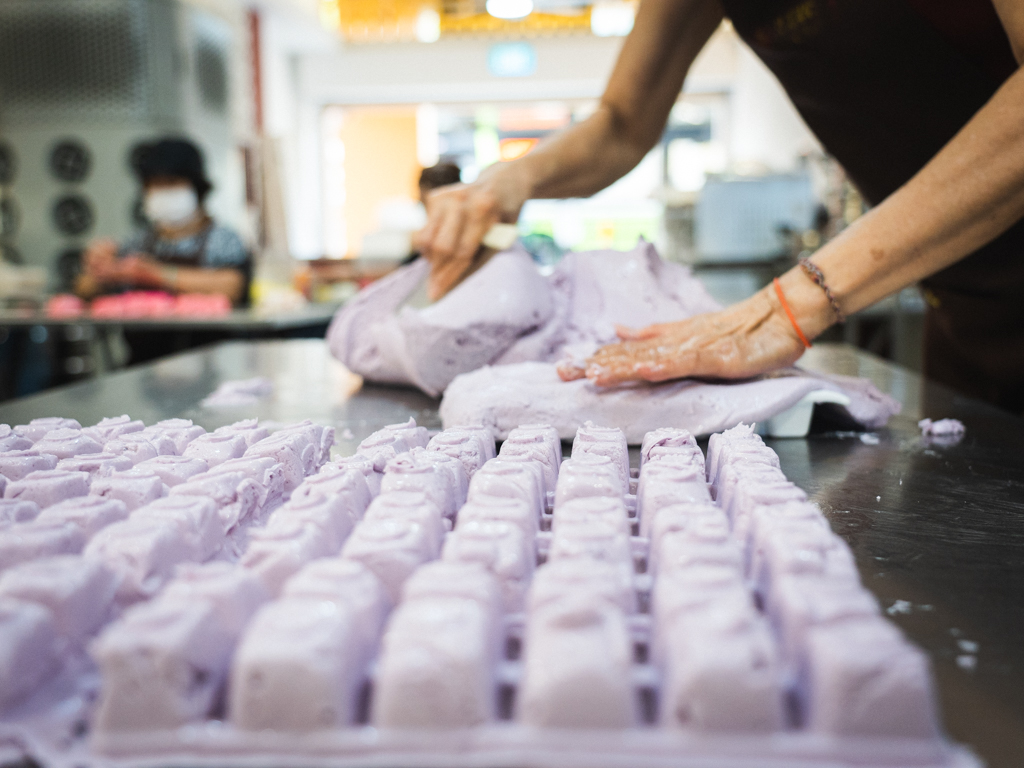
left=559, top=274, right=831, bottom=386
left=118, top=254, right=167, bottom=288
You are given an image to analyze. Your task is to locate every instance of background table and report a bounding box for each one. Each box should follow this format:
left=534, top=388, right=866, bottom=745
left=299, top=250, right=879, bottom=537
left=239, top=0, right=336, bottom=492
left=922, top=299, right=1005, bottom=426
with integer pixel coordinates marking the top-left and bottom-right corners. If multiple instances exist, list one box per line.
left=0, top=339, right=1021, bottom=768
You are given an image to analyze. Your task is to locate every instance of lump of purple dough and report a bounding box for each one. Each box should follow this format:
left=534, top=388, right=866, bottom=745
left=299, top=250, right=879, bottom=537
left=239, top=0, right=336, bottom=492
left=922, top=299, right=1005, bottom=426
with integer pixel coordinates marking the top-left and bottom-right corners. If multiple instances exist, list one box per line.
left=456, top=495, right=537, bottom=539
left=152, top=419, right=206, bottom=454
left=182, top=432, right=247, bottom=468
left=571, top=422, right=630, bottom=493
left=290, top=464, right=372, bottom=520
left=170, top=470, right=263, bottom=533
left=0, top=431, right=33, bottom=452
left=553, top=495, right=631, bottom=536
left=427, top=429, right=491, bottom=478
left=333, top=453, right=385, bottom=496
left=160, top=562, right=269, bottom=636
left=241, top=520, right=335, bottom=596
left=636, top=461, right=711, bottom=536
left=528, top=557, right=636, bottom=615
left=270, top=491, right=358, bottom=552
left=640, top=427, right=701, bottom=469
left=82, top=415, right=144, bottom=444
left=132, top=496, right=224, bottom=562
left=549, top=519, right=632, bottom=568
left=381, top=451, right=460, bottom=520
left=362, top=491, right=446, bottom=555
left=553, top=454, right=624, bottom=509
left=468, top=458, right=546, bottom=518
left=213, top=418, right=269, bottom=447
left=208, top=456, right=287, bottom=511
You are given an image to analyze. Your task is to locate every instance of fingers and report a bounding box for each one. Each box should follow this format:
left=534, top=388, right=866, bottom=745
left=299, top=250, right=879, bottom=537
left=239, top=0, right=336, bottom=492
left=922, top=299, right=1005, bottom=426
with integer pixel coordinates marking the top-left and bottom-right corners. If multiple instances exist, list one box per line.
left=428, top=251, right=475, bottom=301
left=556, top=359, right=587, bottom=382
left=615, top=323, right=665, bottom=341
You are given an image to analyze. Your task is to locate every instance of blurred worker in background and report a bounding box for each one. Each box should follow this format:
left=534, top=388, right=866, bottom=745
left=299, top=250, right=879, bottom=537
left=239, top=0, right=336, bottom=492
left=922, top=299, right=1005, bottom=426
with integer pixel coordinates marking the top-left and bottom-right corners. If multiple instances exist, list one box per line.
left=77, top=138, right=250, bottom=306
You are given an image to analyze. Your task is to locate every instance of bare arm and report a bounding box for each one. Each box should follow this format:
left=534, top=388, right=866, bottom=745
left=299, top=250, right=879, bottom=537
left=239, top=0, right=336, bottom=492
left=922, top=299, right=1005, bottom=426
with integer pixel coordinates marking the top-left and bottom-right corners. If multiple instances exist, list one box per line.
left=416, top=0, right=724, bottom=298
left=118, top=255, right=246, bottom=304
left=579, top=28, right=1024, bottom=385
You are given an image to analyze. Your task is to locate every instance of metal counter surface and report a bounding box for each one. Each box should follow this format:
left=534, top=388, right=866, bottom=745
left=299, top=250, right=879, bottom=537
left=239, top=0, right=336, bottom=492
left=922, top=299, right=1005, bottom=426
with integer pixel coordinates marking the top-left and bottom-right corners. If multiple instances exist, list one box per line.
left=0, top=303, right=341, bottom=331
left=0, top=339, right=1021, bottom=768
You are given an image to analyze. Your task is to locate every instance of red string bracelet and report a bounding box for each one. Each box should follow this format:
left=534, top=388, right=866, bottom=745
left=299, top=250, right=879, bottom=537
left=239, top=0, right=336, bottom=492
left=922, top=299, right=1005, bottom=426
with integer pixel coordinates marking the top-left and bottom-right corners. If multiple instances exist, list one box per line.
left=773, top=278, right=812, bottom=349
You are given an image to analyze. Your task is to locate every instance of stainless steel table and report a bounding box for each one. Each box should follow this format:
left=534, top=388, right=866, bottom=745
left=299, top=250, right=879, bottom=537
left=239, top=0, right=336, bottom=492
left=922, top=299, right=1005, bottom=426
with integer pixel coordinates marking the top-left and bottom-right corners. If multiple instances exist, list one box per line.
left=0, top=340, right=1020, bottom=768
left=0, top=304, right=341, bottom=332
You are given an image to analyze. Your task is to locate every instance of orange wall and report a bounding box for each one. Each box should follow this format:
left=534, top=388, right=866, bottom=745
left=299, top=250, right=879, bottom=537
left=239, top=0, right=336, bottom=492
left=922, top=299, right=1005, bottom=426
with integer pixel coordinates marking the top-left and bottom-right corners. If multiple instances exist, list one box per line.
left=336, top=106, right=420, bottom=256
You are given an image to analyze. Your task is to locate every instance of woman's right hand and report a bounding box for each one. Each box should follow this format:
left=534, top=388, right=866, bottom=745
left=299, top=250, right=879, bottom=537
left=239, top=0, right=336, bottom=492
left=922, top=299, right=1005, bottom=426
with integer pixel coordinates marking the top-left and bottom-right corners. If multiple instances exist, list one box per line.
left=82, top=239, right=121, bottom=284
left=414, top=163, right=531, bottom=300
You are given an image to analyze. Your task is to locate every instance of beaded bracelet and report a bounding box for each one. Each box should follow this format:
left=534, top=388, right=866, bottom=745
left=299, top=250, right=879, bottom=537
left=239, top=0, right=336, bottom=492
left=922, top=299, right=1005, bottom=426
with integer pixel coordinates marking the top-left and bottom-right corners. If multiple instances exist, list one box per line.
left=799, top=257, right=845, bottom=323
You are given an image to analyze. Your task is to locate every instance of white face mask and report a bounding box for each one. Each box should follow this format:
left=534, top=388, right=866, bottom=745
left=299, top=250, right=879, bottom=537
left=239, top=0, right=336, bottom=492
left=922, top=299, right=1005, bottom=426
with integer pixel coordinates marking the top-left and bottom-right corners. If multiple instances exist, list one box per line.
left=144, top=186, right=199, bottom=226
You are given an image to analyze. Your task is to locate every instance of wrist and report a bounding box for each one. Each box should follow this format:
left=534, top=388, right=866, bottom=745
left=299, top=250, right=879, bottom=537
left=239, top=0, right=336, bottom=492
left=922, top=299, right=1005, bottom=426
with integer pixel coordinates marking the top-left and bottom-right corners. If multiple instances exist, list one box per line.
left=770, top=268, right=836, bottom=340
left=161, top=266, right=179, bottom=291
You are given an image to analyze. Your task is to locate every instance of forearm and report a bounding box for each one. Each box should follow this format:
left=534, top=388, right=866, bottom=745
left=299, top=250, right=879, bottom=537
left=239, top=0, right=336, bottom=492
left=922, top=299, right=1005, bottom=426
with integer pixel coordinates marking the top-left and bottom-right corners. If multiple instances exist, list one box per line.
left=510, top=0, right=725, bottom=201
left=800, top=64, right=1024, bottom=331
left=165, top=267, right=245, bottom=304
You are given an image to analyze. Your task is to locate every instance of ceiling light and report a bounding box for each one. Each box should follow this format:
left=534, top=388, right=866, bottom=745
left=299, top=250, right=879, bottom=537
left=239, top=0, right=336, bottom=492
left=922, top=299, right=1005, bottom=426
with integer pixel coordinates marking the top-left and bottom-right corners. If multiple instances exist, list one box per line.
left=415, top=8, right=441, bottom=42
left=486, top=0, right=534, bottom=21
left=591, top=1, right=635, bottom=37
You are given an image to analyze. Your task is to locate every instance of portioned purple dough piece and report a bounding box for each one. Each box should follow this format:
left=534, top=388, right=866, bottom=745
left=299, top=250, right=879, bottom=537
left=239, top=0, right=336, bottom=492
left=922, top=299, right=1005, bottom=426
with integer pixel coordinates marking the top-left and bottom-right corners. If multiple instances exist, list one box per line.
left=5, top=469, right=90, bottom=508
left=340, top=517, right=439, bottom=603
left=182, top=432, right=248, bottom=469
left=427, top=429, right=491, bottom=478
left=552, top=496, right=631, bottom=537
left=640, top=427, right=701, bottom=469
left=519, top=595, right=636, bottom=728
left=528, top=558, right=637, bottom=615
left=151, top=419, right=206, bottom=454
left=56, top=453, right=132, bottom=479
left=14, top=418, right=81, bottom=444
left=1, top=450, right=59, bottom=482
left=282, top=558, right=390, bottom=650
left=652, top=579, right=754, bottom=660
left=213, top=418, right=269, bottom=448
left=0, top=599, right=60, bottom=711
left=91, top=600, right=238, bottom=731
left=401, top=560, right=503, bottom=621
left=705, top=423, right=764, bottom=482
left=373, top=596, right=500, bottom=728
left=717, top=468, right=799, bottom=524
left=208, top=457, right=288, bottom=512
left=410, top=447, right=469, bottom=509
left=270, top=420, right=335, bottom=467
left=456, top=495, right=538, bottom=539
left=767, top=576, right=880, bottom=666
left=0, top=498, right=41, bottom=526
left=752, top=524, right=858, bottom=595
left=32, top=429, right=103, bottom=461
left=90, top=470, right=167, bottom=512
left=553, top=454, right=625, bottom=508
left=468, top=458, right=546, bottom=517
left=170, top=470, right=263, bottom=533
left=132, top=496, right=224, bottom=562
left=82, top=415, right=144, bottom=444
left=660, top=617, right=784, bottom=733
left=918, top=417, right=965, bottom=437
left=0, top=431, right=33, bottom=453
left=571, top=422, right=630, bottom=494
left=334, top=453, right=385, bottom=497
left=636, top=461, right=711, bottom=537
left=132, top=455, right=209, bottom=487
left=362, top=491, right=446, bottom=556
left=440, top=363, right=897, bottom=443
left=241, top=520, right=335, bottom=596
left=365, top=417, right=430, bottom=452
left=160, top=562, right=269, bottom=636
left=0, top=520, right=86, bottom=571
left=801, top=617, right=939, bottom=738
left=442, top=519, right=533, bottom=612
left=0, top=556, right=118, bottom=640
left=269, top=491, right=358, bottom=553
left=381, top=451, right=461, bottom=520
left=290, top=464, right=372, bottom=520
left=106, top=432, right=178, bottom=463
left=656, top=530, right=743, bottom=577
left=645, top=502, right=723, bottom=567
left=230, top=597, right=368, bottom=730
left=498, top=434, right=560, bottom=494
left=506, top=424, right=560, bottom=465
left=37, top=495, right=129, bottom=537
left=244, top=431, right=318, bottom=492
left=548, top=520, right=633, bottom=568
left=83, top=517, right=202, bottom=604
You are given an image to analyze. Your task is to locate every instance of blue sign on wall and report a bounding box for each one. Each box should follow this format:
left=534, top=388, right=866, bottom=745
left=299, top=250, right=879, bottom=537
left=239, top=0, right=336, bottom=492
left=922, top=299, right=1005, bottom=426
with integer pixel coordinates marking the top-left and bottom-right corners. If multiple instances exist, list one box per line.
left=488, top=43, right=537, bottom=77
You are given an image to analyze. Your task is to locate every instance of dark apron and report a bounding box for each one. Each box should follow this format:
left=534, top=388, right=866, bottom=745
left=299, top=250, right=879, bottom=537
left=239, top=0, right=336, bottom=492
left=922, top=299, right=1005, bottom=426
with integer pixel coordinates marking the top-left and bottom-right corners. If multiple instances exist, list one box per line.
left=141, top=224, right=252, bottom=308
left=722, top=0, right=1024, bottom=413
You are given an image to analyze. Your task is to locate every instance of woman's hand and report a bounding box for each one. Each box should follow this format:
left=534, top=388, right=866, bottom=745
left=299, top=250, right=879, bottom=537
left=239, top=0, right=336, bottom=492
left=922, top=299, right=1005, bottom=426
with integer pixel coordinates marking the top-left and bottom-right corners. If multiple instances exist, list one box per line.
left=560, top=269, right=834, bottom=386
left=118, top=254, right=167, bottom=288
left=81, top=239, right=120, bottom=283
left=414, top=164, right=531, bottom=300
